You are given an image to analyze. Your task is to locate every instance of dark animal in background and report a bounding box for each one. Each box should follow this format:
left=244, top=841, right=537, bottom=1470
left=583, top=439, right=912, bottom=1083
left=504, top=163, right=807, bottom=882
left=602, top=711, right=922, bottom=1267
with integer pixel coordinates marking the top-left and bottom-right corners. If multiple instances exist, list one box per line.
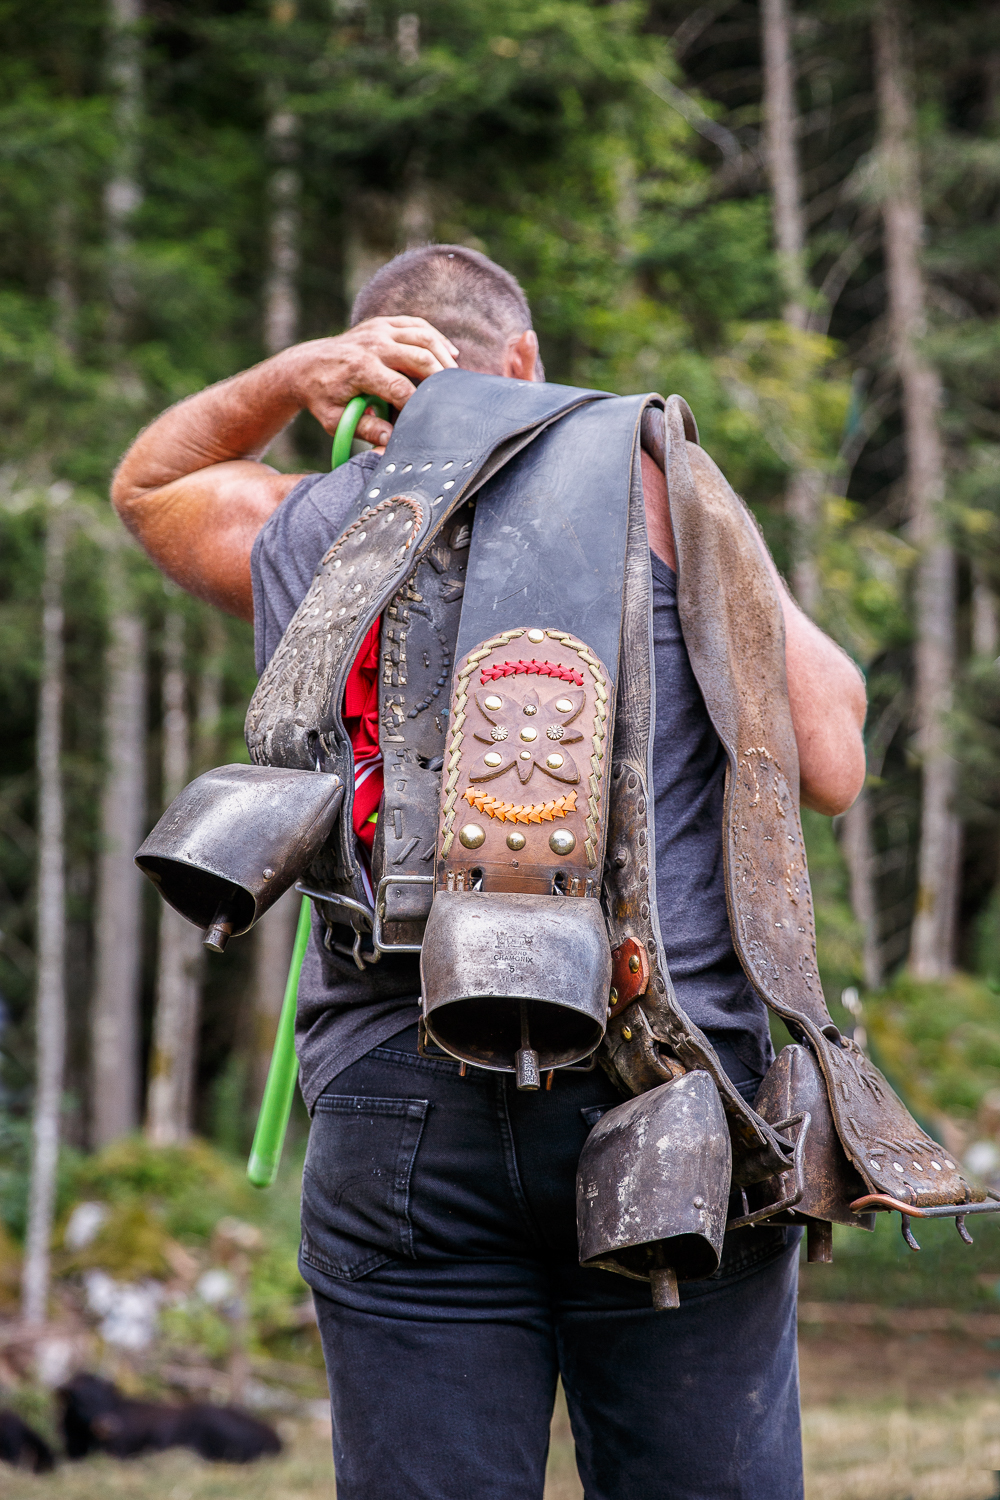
left=0, top=1409, right=56, bottom=1472
left=58, top=1373, right=282, bottom=1463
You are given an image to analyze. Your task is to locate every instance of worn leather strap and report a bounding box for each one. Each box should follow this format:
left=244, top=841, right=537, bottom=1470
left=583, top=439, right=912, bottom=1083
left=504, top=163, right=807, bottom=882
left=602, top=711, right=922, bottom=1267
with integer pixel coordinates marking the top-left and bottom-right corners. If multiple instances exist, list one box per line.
left=661, top=394, right=984, bottom=1212
left=598, top=407, right=796, bottom=1187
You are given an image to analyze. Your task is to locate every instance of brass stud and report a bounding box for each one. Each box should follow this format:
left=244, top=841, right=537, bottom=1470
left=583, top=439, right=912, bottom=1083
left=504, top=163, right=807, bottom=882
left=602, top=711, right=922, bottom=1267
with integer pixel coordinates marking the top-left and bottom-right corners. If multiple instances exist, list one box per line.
left=484, top=752, right=503, bottom=768
left=628, top=954, right=640, bottom=973
left=609, top=987, right=619, bottom=1006
left=527, top=628, right=545, bottom=643
left=519, top=727, right=537, bottom=742
left=459, top=823, right=486, bottom=849
left=519, top=750, right=531, bottom=760
left=549, top=828, right=576, bottom=856
left=506, top=830, right=526, bottom=851
left=262, top=867, right=275, bottom=880
left=555, top=698, right=574, bottom=713
left=621, top=1026, right=632, bottom=1041
left=523, top=704, right=537, bottom=716
left=484, top=694, right=503, bottom=711
left=546, top=753, right=564, bottom=769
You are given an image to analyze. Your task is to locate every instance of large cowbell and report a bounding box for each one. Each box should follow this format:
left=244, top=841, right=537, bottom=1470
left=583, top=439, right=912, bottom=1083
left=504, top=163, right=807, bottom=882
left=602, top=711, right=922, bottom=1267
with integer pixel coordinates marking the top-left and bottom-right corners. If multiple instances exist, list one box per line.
left=421, top=892, right=611, bottom=1074
left=576, top=1071, right=731, bottom=1311
left=136, top=764, right=343, bottom=949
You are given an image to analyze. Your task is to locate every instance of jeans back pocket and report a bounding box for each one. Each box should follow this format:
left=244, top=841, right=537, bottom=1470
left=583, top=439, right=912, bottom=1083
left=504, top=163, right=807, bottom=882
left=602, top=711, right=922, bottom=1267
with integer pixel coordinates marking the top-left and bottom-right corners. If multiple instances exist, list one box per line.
left=301, top=1094, right=430, bottom=1281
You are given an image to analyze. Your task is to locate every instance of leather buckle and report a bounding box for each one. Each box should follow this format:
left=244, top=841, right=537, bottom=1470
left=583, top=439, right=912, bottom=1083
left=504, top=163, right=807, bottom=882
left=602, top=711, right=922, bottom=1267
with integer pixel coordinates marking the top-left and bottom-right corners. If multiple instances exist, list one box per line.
left=726, top=1111, right=810, bottom=1229
left=294, top=881, right=380, bottom=970
left=372, top=874, right=435, bottom=955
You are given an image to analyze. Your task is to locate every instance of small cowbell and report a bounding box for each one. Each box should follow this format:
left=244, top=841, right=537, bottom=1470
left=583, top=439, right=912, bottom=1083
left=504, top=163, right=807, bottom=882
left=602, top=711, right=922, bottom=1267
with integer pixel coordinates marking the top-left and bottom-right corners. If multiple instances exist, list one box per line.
left=576, top=1070, right=731, bottom=1310
left=136, top=764, right=343, bottom=950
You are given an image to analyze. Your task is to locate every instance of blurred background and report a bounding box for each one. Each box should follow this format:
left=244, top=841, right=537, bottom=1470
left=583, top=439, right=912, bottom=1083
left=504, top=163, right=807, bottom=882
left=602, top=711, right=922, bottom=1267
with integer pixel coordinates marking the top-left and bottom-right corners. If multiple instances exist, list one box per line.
left=5, top=0, right=1000, bottom=1495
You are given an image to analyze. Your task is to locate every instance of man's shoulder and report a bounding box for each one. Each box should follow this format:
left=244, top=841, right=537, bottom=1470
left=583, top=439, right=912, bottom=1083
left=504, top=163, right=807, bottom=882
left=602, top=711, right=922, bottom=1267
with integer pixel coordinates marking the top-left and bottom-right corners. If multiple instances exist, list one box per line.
left=251, top=451, right=378, bottom=671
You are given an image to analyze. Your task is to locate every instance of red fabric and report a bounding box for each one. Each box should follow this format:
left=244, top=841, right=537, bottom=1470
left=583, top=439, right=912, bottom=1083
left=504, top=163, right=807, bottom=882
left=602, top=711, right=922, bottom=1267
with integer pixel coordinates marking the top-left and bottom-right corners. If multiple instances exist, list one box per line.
left=343, top=620, right=383, bottom=851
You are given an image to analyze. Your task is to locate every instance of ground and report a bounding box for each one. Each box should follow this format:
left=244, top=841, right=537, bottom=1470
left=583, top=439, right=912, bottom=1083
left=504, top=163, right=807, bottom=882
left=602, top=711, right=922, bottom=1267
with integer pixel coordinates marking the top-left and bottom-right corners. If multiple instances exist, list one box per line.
left=7, top=1333, right=1000, bottom=1499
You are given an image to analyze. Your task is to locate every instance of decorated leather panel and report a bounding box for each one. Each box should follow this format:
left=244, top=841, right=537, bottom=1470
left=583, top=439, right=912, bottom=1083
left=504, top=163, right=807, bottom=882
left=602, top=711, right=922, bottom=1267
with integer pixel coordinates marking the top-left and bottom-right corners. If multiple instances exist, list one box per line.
left=437, top=628, right=612, bottom=896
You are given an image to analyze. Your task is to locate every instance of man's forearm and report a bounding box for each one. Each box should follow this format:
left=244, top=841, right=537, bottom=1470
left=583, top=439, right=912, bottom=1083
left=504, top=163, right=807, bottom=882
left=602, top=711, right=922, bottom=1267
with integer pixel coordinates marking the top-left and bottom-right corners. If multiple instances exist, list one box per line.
left=109, top=318, right=459, bottom=619
left=113, top=351, right=305, bottom=507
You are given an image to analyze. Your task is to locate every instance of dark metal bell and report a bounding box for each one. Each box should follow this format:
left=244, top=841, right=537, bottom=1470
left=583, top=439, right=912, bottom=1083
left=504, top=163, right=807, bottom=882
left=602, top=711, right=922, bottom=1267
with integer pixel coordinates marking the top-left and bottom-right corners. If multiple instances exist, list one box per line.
left=419, top=891, right=610, bottom=1075
left=135, top=764, right=344, bottom=948
left=576, top=1070, right=731, bottom=1309
left=751, top=1043, right=874, bottom=1246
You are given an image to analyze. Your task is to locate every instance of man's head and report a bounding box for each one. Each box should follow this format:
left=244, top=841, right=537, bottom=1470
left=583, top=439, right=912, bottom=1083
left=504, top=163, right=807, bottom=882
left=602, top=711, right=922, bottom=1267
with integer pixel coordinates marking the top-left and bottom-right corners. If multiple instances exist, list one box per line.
left=351, top=244, right=541, bottom=380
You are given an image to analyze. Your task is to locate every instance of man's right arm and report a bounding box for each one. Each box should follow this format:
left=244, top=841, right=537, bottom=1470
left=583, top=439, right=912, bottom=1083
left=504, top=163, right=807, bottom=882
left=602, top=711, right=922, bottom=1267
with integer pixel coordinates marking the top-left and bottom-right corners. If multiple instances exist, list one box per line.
left=111, top=317, right=459, bottom=620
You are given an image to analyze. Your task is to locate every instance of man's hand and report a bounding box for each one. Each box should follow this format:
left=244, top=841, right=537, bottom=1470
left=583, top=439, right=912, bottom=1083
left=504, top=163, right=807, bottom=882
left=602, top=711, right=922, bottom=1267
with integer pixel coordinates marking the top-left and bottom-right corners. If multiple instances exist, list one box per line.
left=111, top=318, right=459, bottom=619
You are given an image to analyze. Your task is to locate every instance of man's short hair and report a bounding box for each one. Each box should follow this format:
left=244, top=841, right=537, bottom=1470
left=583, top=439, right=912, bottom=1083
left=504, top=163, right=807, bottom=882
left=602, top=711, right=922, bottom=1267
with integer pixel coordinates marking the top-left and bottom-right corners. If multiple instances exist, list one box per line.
left=350, top=245, right=532, bottom=372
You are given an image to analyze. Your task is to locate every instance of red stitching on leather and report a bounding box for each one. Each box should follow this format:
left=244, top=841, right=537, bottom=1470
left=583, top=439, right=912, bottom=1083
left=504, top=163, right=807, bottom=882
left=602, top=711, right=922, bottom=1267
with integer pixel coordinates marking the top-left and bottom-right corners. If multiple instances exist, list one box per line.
left=479, top=659, right=585, bottom=686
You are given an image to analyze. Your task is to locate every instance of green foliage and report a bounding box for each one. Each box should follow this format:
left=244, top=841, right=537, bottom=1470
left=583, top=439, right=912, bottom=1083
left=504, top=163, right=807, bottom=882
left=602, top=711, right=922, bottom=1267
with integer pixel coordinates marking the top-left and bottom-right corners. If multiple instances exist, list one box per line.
left=865, top=971, right=1000, bottom=1121
left=800, top=1210, right=1000, bottom=1312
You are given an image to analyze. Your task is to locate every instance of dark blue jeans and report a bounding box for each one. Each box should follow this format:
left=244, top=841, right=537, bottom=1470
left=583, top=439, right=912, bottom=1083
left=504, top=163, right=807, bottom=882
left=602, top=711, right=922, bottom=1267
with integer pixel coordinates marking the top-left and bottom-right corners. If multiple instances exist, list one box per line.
left=300, top=1024, right=803, bottom=1500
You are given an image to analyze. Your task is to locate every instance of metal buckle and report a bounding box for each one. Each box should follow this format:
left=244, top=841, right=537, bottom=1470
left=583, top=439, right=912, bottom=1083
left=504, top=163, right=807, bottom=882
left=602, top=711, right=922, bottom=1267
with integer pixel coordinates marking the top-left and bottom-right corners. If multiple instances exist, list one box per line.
left=294, top=882, right=380, bottom=971
left=372, top=874, right=434, bottom=955
left=726, top=1111, right=810, bottom=1229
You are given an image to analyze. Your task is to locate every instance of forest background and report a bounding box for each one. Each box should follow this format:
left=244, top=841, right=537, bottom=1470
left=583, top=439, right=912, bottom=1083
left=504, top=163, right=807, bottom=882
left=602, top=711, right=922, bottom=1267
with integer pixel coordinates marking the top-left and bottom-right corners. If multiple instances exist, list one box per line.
left=5, top=0, right=1000, bottom=1351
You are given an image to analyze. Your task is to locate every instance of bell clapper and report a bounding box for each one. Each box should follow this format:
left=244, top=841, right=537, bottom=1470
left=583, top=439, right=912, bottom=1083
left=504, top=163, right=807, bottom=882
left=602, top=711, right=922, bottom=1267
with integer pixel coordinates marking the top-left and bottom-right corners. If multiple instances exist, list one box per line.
left=204, top=896, right=237, bottom=954
left=649, top=1264, right=680, bottom=1312
left=515, top=999, right=540, bottom=1091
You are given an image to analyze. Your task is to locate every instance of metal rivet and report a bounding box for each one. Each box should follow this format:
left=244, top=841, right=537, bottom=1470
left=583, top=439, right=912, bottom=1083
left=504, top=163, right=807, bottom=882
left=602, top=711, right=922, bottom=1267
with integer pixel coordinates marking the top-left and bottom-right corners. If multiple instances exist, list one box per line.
left=385, top=464, right=396, bottom=473
left=491, top=726, right=509, bottom=742
left=523, top=704, right=537, bottom=716
left=262, top=867, right=275, bottom=880
left=520, top=727, right=537, bottom=742
left=546, top=753, right=564, bottom=769
left=609, top=987, right=619, bottom=1006
left=421, top=461, right=433, bottom=471
left=547, top=724, right=564, bottom=741
left=892, top=1162, right=904, bottom=1173
left=946, top=1160, right=955, bottom=1169
left=621, top=1026, right=632, bottom=1041
left=930, top=1161, right=942, bottom=1170
left=527, top=628, right=545, bottom=643
left=549, top=828, right=576, bottom=856
left=506, top=830, right=526, bottom=851
left=459, top=823, right=486, bottom=849
left=484, top=694, right=503, bottom=710
left=912, top=1162, right=923, bottom=1171
left=693, top=1197, right=705, bottom=1209
left=401, top=463, right=413, bottom=473
left=628, top=954, right=640, bottom=973
left=519, top=750, right=531, bottom=760
left=555, top=698, right=574, bottom=713
left=368, top=489, right=380, bottom=498
left=484, top=752, right=503, bottom=768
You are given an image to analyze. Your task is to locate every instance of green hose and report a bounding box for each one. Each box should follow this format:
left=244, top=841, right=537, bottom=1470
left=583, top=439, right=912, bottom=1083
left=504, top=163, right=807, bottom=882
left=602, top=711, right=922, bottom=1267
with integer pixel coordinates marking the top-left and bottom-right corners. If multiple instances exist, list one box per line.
left=247, top=391, right=389, bottom=1188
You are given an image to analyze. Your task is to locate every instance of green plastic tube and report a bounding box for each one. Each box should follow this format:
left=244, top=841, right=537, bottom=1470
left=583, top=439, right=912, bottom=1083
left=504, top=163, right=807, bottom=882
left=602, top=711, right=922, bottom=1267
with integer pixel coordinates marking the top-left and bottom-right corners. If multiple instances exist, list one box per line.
left=247, top=894, right=313, bottom=1187
left=247, top=391, right=388, bottom=1188
left=331, top=393, right=389, bottom=469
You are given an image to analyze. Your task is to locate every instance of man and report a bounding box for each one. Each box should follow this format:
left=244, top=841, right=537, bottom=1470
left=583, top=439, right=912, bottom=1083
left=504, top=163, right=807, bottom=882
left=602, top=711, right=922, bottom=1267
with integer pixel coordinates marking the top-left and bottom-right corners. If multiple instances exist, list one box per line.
left=114, top=245, right=865, bottom=1500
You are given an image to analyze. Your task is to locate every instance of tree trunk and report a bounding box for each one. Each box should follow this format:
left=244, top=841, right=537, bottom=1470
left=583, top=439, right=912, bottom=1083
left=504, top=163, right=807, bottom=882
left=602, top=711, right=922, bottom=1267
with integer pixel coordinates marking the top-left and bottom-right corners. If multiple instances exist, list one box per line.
left=840, top=792, right=883, bottom=991
left=873, top=0, right=959, bottom=979
left=105, top=0, right=143, bottom=345
left=263, top=2, right=300, bottom=468
left=145, top=611, right=203, bottom=1143
left=21, top=495, right=69, bottom=1324
left=90, top=556, right=147, bottom=1147
left=972, top=563, right=999, bottom=658
left=760, top=0, right=822, bottom=614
